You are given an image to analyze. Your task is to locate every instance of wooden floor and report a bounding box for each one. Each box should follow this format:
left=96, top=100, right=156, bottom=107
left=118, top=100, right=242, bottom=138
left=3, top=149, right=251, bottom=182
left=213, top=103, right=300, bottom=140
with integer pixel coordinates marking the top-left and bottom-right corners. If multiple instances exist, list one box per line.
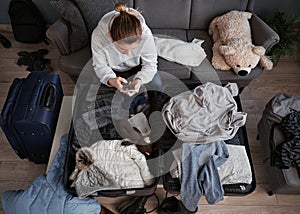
left=1, top=28, right=300, bottom=213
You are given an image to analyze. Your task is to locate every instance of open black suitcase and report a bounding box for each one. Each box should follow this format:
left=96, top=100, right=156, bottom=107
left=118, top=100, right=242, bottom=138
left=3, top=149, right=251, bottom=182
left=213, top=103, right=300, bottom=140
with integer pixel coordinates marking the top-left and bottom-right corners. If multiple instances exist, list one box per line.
left=0, top=71, right=63, bottom=163
left=63, top=84, right=256, bottom=199
left=63, top=84, right=163, bottom=197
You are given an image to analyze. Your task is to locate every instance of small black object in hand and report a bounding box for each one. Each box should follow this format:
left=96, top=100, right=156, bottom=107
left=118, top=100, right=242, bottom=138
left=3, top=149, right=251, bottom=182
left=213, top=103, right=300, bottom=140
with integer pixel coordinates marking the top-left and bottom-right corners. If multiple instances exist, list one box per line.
left=122, top=83, right=135, bottom=91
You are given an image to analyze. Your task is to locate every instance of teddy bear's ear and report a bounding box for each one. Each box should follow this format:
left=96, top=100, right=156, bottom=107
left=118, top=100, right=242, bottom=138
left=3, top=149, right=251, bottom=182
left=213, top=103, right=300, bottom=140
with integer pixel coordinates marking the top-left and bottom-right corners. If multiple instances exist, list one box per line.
left=252, top=46, right=266, bottom=56
left=219, top=45, right=236, bottom=55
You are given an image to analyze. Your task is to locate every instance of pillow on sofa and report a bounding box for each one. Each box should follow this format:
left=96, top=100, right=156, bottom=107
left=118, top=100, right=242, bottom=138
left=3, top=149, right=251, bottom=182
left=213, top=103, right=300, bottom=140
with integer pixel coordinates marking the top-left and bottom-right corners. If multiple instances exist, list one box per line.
left=74, top=0, right=133, bottom=36
left=50, top=0, right=89, bottom=52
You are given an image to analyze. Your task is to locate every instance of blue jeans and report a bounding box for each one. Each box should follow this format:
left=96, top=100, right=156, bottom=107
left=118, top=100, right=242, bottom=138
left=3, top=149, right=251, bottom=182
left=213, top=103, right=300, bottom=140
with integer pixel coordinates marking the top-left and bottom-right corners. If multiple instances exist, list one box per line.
left=180, top=141, right=229, bottom=212
left=114, top=67, right=164, bottom=112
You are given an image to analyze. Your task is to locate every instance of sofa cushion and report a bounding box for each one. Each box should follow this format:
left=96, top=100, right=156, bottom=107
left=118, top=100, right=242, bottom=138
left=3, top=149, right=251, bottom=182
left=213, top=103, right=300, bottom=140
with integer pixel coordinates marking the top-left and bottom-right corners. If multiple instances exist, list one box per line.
left=190, top=0, right=250, bottom=30
left=50, top=0, right=89, bottom=52
left=189, top=63, right=263, bottom=89
left=135, top=0, right=191, bottom=29
left=74, top=0, right=133, bottom=36
left=157, top=58, right=191, bottom=79
left=59, top=46, right=92, bottom=81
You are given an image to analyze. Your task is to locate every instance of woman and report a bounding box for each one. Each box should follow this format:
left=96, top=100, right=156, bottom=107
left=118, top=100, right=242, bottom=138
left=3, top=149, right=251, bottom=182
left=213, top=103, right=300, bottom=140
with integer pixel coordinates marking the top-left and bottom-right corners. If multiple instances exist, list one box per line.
left=91, top=1, right=163, bottom=97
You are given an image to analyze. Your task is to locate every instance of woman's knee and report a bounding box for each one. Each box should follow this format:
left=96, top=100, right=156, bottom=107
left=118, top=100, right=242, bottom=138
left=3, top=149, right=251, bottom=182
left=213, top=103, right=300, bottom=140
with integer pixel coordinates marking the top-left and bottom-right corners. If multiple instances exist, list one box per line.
left=147, top=71, right=164, bottom=91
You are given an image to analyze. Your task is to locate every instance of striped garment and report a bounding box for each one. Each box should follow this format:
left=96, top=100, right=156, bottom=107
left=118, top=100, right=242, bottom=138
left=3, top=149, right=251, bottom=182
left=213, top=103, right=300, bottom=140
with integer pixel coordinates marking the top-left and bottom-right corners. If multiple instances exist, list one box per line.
left=271, top=111, right=300, bottom=177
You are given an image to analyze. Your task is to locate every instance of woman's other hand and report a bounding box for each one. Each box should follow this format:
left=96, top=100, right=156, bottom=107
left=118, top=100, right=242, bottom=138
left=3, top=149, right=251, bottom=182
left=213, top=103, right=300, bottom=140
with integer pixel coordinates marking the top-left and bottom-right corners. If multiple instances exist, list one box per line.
left=126, top=78, right=142, bottom=96
left=108, top=77, right=127, bottom=92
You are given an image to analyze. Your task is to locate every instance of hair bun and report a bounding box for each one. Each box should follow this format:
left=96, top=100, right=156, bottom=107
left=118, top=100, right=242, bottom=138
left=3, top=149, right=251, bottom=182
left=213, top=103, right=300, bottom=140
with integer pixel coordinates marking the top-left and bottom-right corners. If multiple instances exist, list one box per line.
left=114, top=2, right=127, bottom=13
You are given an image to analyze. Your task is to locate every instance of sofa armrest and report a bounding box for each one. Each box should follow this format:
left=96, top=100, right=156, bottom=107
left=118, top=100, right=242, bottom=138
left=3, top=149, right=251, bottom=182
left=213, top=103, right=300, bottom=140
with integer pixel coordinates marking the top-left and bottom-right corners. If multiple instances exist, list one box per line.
left=46, top=19, right=71, bottom=55
left=250, top=13, right=280, bottom=52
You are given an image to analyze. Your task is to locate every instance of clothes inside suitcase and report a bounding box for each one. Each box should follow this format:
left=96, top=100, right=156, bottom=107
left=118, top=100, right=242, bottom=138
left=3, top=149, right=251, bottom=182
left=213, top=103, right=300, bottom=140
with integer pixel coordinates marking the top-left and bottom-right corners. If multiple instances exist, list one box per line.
left=157, top=94, right=256, bottom=196
left=257, top=93, right=300, bottom=195
left=63, top=83, right=256, bottom=199
left=64, top=124, right=161, bottom=197
left=63, top=87, right=165, bottom=197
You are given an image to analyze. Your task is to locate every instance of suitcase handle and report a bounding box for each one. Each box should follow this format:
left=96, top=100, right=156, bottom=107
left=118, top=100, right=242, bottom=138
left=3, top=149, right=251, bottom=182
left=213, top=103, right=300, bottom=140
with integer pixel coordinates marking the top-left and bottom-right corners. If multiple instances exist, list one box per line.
left=40, top=84, right=56, bottom=110
left=0, top=78, right=23, bottom=123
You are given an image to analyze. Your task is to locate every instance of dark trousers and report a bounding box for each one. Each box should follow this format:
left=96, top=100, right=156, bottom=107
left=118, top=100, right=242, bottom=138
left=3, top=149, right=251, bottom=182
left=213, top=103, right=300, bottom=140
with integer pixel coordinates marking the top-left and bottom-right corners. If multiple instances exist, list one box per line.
left=107, top=67, right=164, bottom=114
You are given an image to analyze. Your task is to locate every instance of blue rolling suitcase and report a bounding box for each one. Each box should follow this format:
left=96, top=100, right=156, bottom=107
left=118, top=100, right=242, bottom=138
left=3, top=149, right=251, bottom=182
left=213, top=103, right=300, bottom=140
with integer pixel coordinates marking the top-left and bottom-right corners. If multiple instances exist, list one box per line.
left=0, top=71, right=63, bottom=163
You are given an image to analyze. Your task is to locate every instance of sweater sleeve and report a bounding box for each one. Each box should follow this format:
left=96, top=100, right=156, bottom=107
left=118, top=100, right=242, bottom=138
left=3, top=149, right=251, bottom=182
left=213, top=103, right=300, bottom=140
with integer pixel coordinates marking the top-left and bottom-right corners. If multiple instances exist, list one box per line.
left=134, top=25, right=158, bottom=84
left=91, top=30, right=116, bottom=86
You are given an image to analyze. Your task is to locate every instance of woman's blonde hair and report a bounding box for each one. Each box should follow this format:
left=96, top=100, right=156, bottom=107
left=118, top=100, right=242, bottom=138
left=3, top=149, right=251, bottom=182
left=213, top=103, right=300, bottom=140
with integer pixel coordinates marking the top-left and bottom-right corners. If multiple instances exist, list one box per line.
left=110, top=2, right=142, bottom=44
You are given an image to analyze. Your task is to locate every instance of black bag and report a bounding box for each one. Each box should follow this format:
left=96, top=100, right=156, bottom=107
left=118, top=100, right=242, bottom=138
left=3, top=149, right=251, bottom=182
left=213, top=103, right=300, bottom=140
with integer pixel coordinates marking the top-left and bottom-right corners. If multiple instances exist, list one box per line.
left=270, top=111, right=300, bottom=175
left=8, top=0, right=46, bottom=43
left=257, top=93, right=300, bottom=195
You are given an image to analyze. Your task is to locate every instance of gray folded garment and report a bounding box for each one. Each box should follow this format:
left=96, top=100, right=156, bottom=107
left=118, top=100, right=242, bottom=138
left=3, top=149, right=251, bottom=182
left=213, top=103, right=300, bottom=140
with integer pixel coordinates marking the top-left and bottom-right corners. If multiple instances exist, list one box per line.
left=218, top=144, right=252, bottom=184
left=154, top=36, right=207, bottom=66
left=116, top=112, right=151, bottom=143
left=128, top=112, right=151, bottom=136
left=170, top=144, right=252, bottom=185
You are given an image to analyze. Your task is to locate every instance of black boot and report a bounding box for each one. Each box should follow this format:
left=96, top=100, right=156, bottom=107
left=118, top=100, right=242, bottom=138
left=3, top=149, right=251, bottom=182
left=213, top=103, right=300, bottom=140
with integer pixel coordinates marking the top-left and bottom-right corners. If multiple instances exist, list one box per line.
left=118, top=196, right=149, bottom=214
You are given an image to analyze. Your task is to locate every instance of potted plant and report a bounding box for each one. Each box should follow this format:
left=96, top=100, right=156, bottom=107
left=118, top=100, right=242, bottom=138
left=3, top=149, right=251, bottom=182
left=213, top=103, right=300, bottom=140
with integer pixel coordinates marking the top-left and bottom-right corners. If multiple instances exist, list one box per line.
left=265, top=9, right=300, bottom=66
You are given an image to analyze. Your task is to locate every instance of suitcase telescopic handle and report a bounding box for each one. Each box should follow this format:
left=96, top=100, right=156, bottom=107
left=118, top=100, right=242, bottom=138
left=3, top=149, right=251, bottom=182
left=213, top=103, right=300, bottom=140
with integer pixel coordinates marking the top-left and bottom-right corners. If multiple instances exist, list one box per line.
left=40, top=84, right=56, bottom=110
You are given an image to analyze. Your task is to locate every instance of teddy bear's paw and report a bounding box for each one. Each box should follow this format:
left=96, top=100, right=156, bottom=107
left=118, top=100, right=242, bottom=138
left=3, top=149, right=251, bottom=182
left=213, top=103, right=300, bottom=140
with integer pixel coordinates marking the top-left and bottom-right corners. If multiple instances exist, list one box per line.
left=212, top=57, right=231, bottom=70
left=260, top=55, right=273, bottom=70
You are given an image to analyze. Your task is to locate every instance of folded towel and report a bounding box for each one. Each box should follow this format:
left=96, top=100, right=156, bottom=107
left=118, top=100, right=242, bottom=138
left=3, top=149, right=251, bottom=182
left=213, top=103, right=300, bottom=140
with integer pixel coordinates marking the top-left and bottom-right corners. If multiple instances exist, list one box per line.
left=154, top=36, right=206, bottom=66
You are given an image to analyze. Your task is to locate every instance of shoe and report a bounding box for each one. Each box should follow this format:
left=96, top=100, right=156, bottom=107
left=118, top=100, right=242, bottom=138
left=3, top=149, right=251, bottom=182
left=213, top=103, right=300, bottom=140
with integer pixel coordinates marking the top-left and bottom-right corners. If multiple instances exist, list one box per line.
left=158, top=196, right=197, bottom=214
left=118, top=196, right=149, bottom=214
left=0, top=33, right=11, bottom=48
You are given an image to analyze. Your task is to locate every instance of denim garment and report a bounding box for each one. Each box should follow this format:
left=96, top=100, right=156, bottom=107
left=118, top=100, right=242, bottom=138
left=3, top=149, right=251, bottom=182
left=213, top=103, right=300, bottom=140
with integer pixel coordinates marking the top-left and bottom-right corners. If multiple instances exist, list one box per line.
left=1, top=134, right=101, bottom=214
left=180, top=141, right=229, bottom=211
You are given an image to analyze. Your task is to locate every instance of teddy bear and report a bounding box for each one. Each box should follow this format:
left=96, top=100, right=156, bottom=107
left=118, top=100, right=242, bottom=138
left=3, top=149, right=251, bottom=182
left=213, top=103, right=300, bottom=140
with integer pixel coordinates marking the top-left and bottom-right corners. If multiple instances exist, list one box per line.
left=208, top=10, right=273, bottom=76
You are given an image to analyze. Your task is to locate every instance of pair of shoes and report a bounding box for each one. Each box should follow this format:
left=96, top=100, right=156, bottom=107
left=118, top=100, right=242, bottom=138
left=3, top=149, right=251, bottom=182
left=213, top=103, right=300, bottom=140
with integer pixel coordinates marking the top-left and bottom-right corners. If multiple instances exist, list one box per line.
left=17, top=49, right=51, bottom=71
left=158, top=196, right=197, bottom=214
left=118, top=196, right=149, bottom=214
left=0, top=33, right=11, bottom=48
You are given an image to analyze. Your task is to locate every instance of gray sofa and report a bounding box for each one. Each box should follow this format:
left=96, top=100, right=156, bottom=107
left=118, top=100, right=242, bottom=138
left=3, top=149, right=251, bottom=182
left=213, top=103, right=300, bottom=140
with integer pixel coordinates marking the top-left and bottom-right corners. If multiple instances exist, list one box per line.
left=47, top=0, right=279, bottom=90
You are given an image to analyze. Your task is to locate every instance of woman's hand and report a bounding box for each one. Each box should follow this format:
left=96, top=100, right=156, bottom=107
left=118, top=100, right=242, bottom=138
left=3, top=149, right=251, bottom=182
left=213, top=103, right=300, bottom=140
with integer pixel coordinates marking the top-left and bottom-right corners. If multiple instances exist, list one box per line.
left=108, top=77, right=127, bottom=92
left=126, top=78, right=142, bottom=96
left=108, top=77, right=142, bottom=96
